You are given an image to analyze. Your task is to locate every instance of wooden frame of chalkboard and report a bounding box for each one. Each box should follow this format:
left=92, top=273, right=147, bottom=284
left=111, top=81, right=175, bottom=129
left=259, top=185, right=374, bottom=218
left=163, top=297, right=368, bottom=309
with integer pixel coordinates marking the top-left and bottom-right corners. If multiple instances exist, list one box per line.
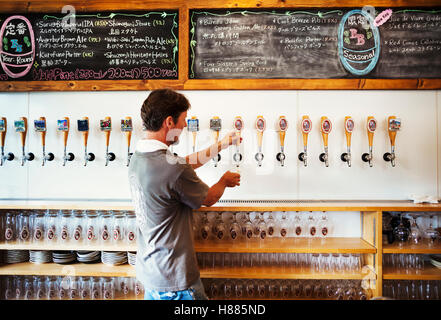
left=0, top=0, right=441, bottom=91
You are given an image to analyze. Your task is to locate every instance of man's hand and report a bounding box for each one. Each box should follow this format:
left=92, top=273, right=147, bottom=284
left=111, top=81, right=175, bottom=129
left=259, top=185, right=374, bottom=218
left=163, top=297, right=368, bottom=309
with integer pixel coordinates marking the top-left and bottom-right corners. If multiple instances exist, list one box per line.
left=220, top=171, right=241, bottom=187
left=219, top=131, right=242, bottom=150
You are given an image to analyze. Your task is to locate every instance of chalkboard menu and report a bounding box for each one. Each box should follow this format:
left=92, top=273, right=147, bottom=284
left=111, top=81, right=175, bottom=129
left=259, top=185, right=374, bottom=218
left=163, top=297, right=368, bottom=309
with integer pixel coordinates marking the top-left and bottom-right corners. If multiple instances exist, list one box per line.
left=0, top=11, right=178, bottom=81
left=189, top=8, right=441, bottom=79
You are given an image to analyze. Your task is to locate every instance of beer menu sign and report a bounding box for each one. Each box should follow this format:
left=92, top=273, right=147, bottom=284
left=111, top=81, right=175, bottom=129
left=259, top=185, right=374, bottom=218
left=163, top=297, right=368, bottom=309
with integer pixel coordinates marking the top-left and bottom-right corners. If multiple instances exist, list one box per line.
left=0, top=11, right=179, bottom=81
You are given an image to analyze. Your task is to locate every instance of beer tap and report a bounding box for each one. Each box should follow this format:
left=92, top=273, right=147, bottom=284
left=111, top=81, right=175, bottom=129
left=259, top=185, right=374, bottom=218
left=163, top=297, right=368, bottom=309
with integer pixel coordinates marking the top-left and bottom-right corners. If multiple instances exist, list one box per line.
left=34, top=117, right=54, bottom=166
left=254, top=116, right=266, bottom=167
left=187, top=116, right=199, bottom=153
left=100, top=117, right=115, bottom=166
left=0, top=117, right=14, bottom=166
left=361, top=116, right=377, bottom=167
left=383, top=116, right=401, bottom=167
left=77, top=117, right=95, bottom=166
left=276, top=116, right=288, bottom=167
left=341, top=116, right=354, bottom=167
left=58, top=117, right=74, bottom=166
left=298, top=116, right=312, bottom=167
left=319, top=117, right=332, bottom=167
left=209, top=117, right=222, bottom=167
left=121, top=117, right=133, bottom=167
left=233, top=116, right=244, bottom=167
left=15, top=117, right=34, bottom=166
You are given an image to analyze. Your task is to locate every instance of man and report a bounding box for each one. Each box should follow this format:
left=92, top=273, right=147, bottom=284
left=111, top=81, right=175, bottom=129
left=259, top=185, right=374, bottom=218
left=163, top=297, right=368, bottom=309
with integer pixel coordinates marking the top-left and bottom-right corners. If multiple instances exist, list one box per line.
left=128, top=88, right=241, bottom=300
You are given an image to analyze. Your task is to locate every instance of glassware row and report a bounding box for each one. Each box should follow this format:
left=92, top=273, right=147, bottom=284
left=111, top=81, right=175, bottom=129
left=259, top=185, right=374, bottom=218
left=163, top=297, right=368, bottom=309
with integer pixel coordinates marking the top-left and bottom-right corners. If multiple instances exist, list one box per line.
left=383, top=212, right=440, bottom=246
left=383, top=254, right=426, bottom=272
left=382, top=280, right=441, bottom=300
left=0, top=275, right=145, bottom=300
left=194, top=211, right=332, bottom=240
left=0, top=210, right=138, bottom=246
left=202, top=278, right=371, bottom=300
left=196, top=252, right=364, bottom=274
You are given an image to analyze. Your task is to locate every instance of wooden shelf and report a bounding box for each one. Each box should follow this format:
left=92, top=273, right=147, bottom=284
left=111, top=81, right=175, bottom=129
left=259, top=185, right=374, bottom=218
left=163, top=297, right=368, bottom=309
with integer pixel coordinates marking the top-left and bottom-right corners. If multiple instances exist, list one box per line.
left=0, top=241, right=136, bottom=252
left=383, top=241, right=441, bottom=254
left=200, top=266, right=375, bottom=280
left=0, top=262, right=135, bottom=277
left=0, top=200, right=440, bottom=212
left=195, top=237, right=376, bottom=254
left=383, top=265, right=441, bottom=280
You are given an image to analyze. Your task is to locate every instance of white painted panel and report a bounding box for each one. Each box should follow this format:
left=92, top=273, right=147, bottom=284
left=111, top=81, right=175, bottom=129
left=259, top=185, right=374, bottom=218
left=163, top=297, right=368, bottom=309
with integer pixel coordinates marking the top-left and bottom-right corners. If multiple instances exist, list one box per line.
left=27, top=91, right=146, bottom=200
left=298, top=90, right=438, bottom=200
left=182, top=90, right=299, bottom=200
left=0, top=93, right=29, bottom=199
left=438, top=91, right=441, bottom=200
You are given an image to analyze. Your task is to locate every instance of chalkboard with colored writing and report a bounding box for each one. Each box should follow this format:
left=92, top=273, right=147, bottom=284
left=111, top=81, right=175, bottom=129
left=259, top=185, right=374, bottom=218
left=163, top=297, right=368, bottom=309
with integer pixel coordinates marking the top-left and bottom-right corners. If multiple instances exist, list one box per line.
left=0, top=11, right=178, bottom=81
left=189, top=8, right=441, bottom=79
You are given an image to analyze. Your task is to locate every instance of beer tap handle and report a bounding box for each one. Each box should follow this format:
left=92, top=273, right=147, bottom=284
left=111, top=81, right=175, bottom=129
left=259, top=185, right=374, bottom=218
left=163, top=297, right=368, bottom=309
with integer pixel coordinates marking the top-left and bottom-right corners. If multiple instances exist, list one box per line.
left=384, top=116, right=400, bottom=167
left=276, top=116, right=288, bottom=167
left=255, top=116, right=265, bottom=167
left=1, top=117, right=6, bottom=150
left=18, top=117, right=31, bottom=166
left=209, top=117, right=221, bottom=167
left=320, top=117, right=332, bottom=167
left=102, top=116, right=114, bottom=166
left=298, top=116, right=311, bottom=167
left=80, top=117, right=94, bottom=166
left=124, top=116, right=133, bottom=167
left=341, top=116, right=354, bottom=167
left=362, top=116, right=376, bottom=167
left=233, top=116, right=243, bottom=167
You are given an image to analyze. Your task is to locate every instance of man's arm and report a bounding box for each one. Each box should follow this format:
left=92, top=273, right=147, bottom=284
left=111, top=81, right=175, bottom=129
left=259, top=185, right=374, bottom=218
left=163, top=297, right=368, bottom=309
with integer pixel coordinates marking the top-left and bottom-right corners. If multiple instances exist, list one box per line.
left=202, top=171, right=241, bottom=207
left=185, top=131, right=241, bottom=170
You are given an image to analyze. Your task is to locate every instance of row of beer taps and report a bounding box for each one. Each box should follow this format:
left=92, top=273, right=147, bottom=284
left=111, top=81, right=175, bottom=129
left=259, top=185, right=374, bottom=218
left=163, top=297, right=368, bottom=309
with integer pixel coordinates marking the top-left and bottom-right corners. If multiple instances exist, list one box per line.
left=0, top=114, right=401, bottom=168
left=0, top=116, right=133, bottom=167
left=188, top=115, right=401, bottom=168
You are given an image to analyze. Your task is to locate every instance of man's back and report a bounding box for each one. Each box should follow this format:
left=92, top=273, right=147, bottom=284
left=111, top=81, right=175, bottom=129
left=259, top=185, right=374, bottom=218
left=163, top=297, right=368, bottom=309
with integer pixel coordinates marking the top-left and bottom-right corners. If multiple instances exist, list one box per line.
left=128, top=148, right=208, bottom=292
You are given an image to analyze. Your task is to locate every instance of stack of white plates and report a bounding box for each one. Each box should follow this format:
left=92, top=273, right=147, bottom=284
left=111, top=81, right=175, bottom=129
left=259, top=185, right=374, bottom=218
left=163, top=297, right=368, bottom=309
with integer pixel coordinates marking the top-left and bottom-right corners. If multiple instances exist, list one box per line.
left=429, top=255, right=441, bottom=269
left=101, top=251, right=128, bottom=266
left=128, top=251, right=136, bottom=266
left=30, top=250, right=52, bottom=264
left=76, top=251, right=101, bottom=264
left=5, top=250, right=29, bottom=264
left=52, top=251, right=76, bottom=264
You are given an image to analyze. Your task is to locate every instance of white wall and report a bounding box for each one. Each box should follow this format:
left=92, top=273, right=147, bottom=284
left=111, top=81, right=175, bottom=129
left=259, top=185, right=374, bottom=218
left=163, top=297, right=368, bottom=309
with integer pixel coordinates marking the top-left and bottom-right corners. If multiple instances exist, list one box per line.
left=0, top=90, right=440, bottom=202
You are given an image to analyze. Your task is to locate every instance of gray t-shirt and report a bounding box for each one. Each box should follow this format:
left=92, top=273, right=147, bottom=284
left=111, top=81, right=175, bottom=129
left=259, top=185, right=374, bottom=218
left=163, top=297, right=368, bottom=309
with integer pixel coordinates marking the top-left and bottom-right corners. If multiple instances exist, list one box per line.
left=128, top=149, right=209, bottom=292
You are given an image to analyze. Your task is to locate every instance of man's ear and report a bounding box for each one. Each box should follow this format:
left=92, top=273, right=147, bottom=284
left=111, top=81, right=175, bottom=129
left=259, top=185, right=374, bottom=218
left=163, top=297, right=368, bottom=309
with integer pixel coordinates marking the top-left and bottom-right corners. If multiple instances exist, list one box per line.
left=164, top=116, right=175, bottom=129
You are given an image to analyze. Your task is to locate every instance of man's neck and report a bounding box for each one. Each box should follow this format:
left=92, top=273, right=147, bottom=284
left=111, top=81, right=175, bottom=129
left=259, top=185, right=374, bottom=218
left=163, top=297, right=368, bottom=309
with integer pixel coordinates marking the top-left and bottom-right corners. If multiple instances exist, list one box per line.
left=145, top=131, right=171, bottom=146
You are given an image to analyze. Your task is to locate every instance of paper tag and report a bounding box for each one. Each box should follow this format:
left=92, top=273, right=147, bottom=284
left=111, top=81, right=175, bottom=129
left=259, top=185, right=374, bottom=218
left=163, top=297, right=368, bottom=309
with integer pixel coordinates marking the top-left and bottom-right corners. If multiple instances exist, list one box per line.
left=57, top=119, right=68, bottom=131
left=187, top=118, right=199, bottom=132
left=14, top=120, right=25, bottom=132
left=77, top=119, right=89, bottom=132
left=210, top=118, right=222, bottom=131
left=100, top=119, right=111, bottom=131
left=121, top=119, right=133, bottom=132
left=34, top=120, right=46, bottom=132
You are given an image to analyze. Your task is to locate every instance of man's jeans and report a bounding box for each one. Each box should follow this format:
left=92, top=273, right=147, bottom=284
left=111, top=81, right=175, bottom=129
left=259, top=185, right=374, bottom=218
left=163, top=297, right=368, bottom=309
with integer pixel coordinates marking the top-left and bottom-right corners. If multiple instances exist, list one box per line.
left=144, top=278, right=208, bottom=300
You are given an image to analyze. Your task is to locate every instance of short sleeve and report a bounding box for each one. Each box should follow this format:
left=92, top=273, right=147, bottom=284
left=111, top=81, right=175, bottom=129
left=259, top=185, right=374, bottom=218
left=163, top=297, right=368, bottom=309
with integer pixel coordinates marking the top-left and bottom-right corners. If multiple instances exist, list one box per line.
left=174, top=164, right=209, bottom=209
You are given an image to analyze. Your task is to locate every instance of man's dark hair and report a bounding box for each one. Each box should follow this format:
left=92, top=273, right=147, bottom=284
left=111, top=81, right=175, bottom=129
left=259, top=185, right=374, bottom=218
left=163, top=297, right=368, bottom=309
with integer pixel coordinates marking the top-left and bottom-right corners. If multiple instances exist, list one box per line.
left=141, top=89, right=190, bottom=131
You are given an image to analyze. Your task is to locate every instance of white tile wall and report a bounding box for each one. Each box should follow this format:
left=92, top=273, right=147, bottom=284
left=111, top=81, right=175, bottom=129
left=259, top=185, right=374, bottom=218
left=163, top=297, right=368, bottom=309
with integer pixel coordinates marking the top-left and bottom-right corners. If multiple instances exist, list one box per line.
left=0, top=90, right=439, bottom=202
